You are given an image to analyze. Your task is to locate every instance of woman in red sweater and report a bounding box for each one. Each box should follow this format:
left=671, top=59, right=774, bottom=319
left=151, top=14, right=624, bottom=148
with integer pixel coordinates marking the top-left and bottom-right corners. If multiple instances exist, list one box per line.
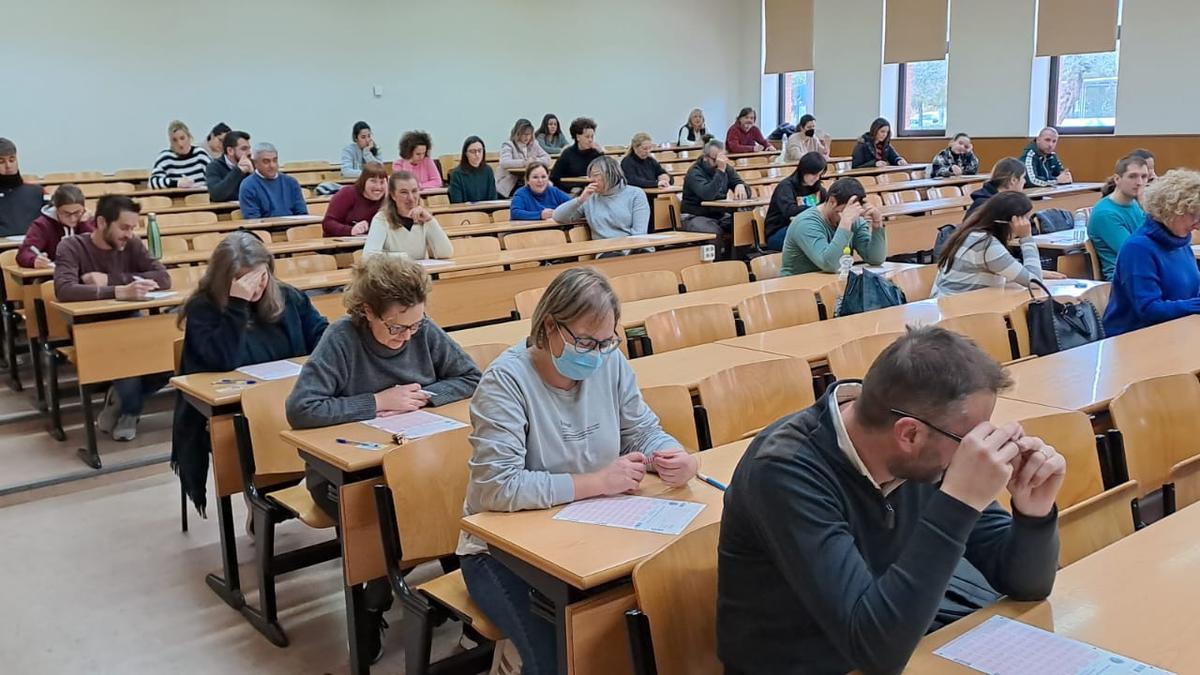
left=18, top=184, right=95, bottom=267
left=725, top=107, right=775, bottom=154
left=322, top=161, right=388, bottom=236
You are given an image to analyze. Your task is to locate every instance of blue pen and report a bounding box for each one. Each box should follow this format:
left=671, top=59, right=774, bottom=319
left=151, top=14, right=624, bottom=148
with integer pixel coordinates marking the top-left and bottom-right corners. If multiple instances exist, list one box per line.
left=213, top=378, right=257, bottom=385
left=697, top=472, right=728, bottom=491
left=336, top=438, right=388, bottom=450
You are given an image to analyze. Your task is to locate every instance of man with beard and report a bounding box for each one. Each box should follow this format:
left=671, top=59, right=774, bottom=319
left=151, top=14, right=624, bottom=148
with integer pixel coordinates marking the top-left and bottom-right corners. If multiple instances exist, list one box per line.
left=0, top=137, right=46, bottom=236
left=717, top=326, right=1065, bottom=675
left=55, top=194, right=172, bottom=441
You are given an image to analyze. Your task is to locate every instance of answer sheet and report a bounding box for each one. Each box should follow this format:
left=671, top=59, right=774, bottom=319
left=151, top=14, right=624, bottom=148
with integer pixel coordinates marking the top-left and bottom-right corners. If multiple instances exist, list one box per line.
left=360, top=410, right=466, bottom=440
left=237, top=360, right=303, bottom=381
left=552, top=495, right=705, bottom=535
left=934, top=615, right=1173, bottom=674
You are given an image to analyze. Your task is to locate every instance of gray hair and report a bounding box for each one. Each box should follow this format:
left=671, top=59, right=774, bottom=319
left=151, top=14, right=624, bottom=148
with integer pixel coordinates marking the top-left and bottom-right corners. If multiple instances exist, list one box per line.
left=251, top=142, right=278, bottom=160
left=703, top=139, right=725, bottom=155
left=0, top=137, right=16, bottom=156
left=530, top=268, right=620, bottom=349
left=587, top=156, right=626, bottom=193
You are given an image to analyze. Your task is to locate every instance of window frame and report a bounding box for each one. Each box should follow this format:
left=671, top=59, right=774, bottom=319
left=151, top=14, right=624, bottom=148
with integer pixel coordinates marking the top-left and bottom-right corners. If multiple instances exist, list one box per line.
left=1046, top=54, right=1116, bottom=135
left=896, top=61, right=946, bottom=138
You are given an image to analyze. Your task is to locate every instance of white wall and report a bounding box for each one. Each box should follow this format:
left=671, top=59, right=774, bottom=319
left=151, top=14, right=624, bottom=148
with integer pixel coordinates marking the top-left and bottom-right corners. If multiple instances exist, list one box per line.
left=4, top=0, right=761, bottom=175
left=1116, top=0, right=1200, bottom=134
left=945, top=0, right=1037, bottom=137
left=812, top=0, right=884, bottom=139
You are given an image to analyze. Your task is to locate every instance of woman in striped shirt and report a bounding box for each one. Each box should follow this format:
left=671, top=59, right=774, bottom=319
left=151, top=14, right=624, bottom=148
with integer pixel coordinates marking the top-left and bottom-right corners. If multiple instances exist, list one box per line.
left=150, top=120, right=211, bottom=189
left=932, top=192, right=1062, bottom=297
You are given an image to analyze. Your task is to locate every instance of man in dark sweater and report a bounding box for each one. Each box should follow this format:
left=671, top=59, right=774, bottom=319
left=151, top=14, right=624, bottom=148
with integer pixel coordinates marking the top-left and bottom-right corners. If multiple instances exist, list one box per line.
left=55, top=194, right=172, bottom=442
left=0, top=137, right=46, bottom=236
left=718, top=326, right=1063, bottom=675
left=205, top=130, right=253, bottom=203
left=680, top=140, right=746, bottom=259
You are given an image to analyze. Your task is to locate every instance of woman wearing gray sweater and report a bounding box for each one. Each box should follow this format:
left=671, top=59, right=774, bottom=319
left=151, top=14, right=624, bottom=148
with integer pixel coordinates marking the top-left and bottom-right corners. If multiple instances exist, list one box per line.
left=284, top=255, right=479, bottom=663
left=552, top=155, right=650, bottom=251
left=457, top=268, right=698, bottom=674
left=340, top=121, right=383, bottom=178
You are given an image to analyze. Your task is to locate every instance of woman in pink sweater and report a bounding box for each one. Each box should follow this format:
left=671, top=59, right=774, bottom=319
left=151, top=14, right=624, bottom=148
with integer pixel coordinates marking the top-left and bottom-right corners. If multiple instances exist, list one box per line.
left=391, top=130, right=443, bottom=189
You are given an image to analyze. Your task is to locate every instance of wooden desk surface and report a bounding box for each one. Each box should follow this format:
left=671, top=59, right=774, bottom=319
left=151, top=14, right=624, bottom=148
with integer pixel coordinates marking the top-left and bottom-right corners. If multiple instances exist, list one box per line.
left=441, top=219, right=567, bottom=237
left=863, top=175, right=986, bottom=194
left=1026, top=182, right=1104, bottom=198
left=906, top=500, right=1200, bottom=673
left=151, top=214, right=323, bottom=237
left=0, top=236, right=23, bottom=251
left=1031, top=231, right=1086, bottom=252
left=129, top=186, right=207, bottom=198
left=879, top=197, right=970, bottom=218
left=629, top=343, right=788, bottom=390
left=1000, top=315, right=1200, bottom=413
left=170, top=359, right=308, bottom=408
left=461, top=439, right=751, bottom=590
left=447, top=319, right=531, bottom=348
left=283, top=399, right=473, bottom=474
left=429, top=200, right=510, bottom=214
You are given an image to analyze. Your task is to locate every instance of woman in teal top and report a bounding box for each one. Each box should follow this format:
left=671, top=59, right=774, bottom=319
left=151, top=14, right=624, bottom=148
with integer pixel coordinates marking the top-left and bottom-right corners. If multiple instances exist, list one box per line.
left=780, top=177, right=887, bottom=276
left=448, top=136, right=499, bottom=203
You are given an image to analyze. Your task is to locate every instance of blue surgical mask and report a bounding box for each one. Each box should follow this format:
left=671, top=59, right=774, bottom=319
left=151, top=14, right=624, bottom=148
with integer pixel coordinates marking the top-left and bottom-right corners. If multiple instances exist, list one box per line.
left=551, top=327, right=609, bottom=380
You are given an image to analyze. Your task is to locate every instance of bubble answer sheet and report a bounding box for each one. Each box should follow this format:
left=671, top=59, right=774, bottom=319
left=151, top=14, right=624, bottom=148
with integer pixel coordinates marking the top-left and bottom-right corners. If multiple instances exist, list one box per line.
left=552, top=495, right=705, bottom=535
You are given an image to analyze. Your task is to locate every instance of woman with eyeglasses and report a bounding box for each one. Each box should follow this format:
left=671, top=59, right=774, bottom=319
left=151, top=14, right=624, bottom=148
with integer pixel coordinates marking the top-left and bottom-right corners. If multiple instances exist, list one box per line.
left=363, top=170, right=453, bottom=261
left=457, top=267, right=699, bottom=674
left=286, top=254, right=480, bottom=663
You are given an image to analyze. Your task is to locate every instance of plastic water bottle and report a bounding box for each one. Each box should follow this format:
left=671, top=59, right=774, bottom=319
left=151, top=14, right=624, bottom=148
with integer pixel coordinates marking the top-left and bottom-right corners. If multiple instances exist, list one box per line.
left=838, top=246, right=854, bottom=280
left=146, top=212, right=162, bottom=259
left=1072, top=211, right=1087, bottom=244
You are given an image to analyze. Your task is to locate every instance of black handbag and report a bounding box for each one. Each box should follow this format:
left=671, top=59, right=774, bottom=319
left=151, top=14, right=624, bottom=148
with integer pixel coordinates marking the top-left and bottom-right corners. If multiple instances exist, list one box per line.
left=1025, top=279, right=1104, bottom=356
left=836, top=269, right=906, bottom=317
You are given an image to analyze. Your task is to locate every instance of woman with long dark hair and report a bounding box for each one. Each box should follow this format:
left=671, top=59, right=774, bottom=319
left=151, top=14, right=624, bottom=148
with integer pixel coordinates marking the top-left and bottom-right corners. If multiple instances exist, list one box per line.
left=535, top=113, right=568, bottom=154
left=764, top=151, right=828, bottom=251
left=448, top=136, right=499, bottom=203
left=341, top=121, right=382, bottom=178
left=850, top=117, right=907, bottom=168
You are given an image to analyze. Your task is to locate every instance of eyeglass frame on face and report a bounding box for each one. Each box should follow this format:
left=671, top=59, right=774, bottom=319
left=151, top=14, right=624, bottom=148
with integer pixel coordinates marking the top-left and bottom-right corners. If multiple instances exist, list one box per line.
left=889, top=407, right=963, bottom=443
left=555, top=320, right=621, bottom=354
left=379, top=313, right=427, bottom=337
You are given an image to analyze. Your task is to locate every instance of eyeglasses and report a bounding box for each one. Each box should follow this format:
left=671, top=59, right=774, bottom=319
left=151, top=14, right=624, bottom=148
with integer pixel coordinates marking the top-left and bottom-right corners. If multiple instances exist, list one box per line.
left=556, top=321, right=621, bottom=354
left=380, top=314, right=426, bottom=337
left=889, top=408, right=963, bottom=443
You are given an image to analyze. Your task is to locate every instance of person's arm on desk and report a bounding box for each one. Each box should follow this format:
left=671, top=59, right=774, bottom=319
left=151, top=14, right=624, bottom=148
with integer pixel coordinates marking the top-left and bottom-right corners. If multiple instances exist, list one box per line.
left=418, top=322, right=481, bottom=408
left=285, top=331, right=372, bottom=428
left=614, top=355, right=697, bottom=485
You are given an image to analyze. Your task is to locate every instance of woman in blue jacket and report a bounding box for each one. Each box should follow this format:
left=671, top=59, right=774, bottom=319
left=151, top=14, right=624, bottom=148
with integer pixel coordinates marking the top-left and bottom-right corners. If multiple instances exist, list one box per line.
left=1104, top=169, right=1200, bottom=336
left=509, top=161, right=571, bottom=220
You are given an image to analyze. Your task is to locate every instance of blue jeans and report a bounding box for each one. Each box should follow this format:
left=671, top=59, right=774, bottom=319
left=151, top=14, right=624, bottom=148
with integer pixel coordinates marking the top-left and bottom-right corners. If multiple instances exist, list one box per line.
left=113, top=374, right=171, bottom=416
left=765, top=226, right=789, bottom=252
left=460, top=553, right=557, bottom=675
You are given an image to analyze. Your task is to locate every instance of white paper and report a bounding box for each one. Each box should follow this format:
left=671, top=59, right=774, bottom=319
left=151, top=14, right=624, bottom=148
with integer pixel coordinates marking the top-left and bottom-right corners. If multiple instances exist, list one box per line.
left=360, top=410, right=466, bottom=440
left=237, top=359, right=303, bottom=381
left=416, top=258, right=454, bottom=268
left=144, top=290, right=178, bottom=299
left=634, top=233, right=676, bottom=240
left=934, top=616, right=1173, bottom=675
left=5, top=235, right=25, bottom=242
left=552, top=495, right=705, bottom=535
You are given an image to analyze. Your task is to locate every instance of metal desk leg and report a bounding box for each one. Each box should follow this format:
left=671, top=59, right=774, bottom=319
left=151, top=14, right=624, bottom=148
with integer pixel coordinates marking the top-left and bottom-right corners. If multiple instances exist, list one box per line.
left=204, top=494, right=246, bottom=610
left=76, top=382, right=101, bottom=469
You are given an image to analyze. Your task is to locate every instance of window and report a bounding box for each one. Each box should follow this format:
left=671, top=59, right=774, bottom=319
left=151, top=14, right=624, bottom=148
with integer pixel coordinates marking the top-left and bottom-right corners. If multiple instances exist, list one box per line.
left=1048, top=51, right=1119, bottom=133
left=897, top=59, right=948, bottom=136
left=777, top=71, right=814, bottom=126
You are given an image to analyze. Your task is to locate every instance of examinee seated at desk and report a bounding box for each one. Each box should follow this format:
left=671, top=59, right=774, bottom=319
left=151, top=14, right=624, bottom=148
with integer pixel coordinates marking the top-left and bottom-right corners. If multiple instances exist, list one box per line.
left=509, top=161, right=571, bottom=221
left=717, top=326, right=1065, bottom=674
left=680, top=139, right=747, bottom=260
left=18, top=184, right=94, bottom=268
left=457, top=268, right=699, bottom=675
left=1086, top=155, right=1150, bottom=281
left=763, top=151, right=827, bottom=252
left=322, top=161, right=386, bottom=237
left=173, top=231, right=328, bottom=515
left=552, top=155, right=650, bottom=249
left=362, top=171, right=453, bottom=261
left=238, top=142, right=308, bottom=218
left=54, top=194, right=172, bottom=442
left=780, top=177, right=885, bottom=276
left=284, top=255, right=480, bottom=664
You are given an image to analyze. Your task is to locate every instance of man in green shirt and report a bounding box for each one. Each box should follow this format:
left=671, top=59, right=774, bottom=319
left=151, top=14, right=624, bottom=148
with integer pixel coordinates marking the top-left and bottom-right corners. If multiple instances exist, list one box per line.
left=781, top=177, right=887, bottom=276
left=1087, top=155, right=1150, bottom=281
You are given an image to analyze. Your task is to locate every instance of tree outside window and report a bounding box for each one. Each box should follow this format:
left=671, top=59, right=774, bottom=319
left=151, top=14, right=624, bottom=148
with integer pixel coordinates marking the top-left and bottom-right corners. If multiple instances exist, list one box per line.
left=898, top=59, right=947, bottom=136
left=1050, top=51, right=1118, bottom=132
left=778, top=71, right=814, bottom=125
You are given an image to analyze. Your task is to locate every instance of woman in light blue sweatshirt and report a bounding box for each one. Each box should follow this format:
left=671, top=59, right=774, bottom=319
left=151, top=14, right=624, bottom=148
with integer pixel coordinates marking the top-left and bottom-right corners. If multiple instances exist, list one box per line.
left=510, top=162, right=571, bottom=220
left=552, top=155, right=650, bottom=246
left=340, top=121, right=382, bottom=178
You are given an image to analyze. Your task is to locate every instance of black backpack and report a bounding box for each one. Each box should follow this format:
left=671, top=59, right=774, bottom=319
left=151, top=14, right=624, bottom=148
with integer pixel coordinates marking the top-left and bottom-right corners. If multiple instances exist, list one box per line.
left=1032, top=208, right=1073, bottom=234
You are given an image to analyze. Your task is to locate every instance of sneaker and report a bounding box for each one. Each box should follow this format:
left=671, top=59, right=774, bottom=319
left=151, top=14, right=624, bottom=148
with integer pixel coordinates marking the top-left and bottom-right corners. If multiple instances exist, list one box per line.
left=112, top=414, right=139, bottom=442
left=96, top=387, right=122, bottom=434
left=363, top=610, right=388, bottom=665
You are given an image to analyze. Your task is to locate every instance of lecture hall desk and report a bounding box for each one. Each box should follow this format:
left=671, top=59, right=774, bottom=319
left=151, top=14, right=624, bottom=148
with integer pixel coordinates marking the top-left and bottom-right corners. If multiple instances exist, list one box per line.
left=905, top=500, right=1200, bottom=673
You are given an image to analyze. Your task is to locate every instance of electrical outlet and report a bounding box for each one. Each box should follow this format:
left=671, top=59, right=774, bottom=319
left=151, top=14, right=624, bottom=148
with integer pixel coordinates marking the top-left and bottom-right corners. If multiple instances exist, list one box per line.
left=701, top=244, right=716, bottom=262
left=372, top=85, right=383, bottom=97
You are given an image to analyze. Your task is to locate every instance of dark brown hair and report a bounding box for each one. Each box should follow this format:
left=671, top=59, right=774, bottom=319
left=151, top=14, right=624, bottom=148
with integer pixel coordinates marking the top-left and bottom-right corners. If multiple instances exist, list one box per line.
left=936, top=191, right=1034, bottom=272
left=399, top=130, right=433, bottom=160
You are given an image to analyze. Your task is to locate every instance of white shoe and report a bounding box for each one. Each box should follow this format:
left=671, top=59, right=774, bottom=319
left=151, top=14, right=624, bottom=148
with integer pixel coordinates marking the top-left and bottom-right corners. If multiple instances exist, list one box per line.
left=96, top=387, right=121, bottom=434
left=112, top=414, right=138, bottom=442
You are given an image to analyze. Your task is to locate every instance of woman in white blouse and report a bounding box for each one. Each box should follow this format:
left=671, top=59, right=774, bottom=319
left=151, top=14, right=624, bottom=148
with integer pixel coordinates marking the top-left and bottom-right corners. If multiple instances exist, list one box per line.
left=363, top=171, right=453, bottom=261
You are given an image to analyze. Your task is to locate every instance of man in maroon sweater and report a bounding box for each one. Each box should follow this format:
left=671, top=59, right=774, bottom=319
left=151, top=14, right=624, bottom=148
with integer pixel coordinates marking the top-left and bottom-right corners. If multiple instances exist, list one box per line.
left=54, top=194, right=172, bottom=441
left=17, top=184, right=95, bottom=268
left=724, top=107, right=776, bottom=154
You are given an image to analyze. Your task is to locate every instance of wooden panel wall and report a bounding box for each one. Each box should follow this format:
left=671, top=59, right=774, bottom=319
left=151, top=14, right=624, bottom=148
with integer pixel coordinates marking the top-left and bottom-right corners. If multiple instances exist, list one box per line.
left=829, top=135, right=1200, bottom=182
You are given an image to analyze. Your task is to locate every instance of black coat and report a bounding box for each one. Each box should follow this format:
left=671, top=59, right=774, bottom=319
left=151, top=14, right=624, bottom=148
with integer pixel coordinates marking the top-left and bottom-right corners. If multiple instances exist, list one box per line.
left=850, top=133, right=904, bottom=168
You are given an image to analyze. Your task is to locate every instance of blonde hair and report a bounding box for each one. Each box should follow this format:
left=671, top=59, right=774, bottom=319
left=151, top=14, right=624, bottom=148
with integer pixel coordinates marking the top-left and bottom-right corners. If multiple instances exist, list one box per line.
left=168, top=120, right=192, bottom=139
left=627, top=132, right=653, bottom=155
left=1141, top=169, right=1200, bottom=224
left=530, top=268, right=620, bottom=349
left=343, top=255, right=431, bottom=325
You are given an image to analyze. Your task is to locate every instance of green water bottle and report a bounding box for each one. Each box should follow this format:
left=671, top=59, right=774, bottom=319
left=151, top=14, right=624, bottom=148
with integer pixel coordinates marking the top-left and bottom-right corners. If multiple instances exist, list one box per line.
left=147, top=212, right=162, bottom=259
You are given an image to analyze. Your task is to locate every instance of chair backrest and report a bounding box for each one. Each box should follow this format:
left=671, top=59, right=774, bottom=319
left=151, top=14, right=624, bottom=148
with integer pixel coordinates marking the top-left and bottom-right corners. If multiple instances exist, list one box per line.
left=826, top=331, right=905, bottom=380
left=609, top=270, right=680, bottom=303
left=173, top=337, right=184, bottom=374
left=381, top=426, right=474, bottom=563
left=874, top=172, right=910, bottom=185
left=307, top=202, right=329, bottom=216
left=442, top=236, right=503, bottom=279
left=0, top=250, right=19, bottom=303
left=79, top=182, right=135, bottom=197
left=1109, top=373, right=1200, bottom=497
left=644, top=304, right=737, bottom=353
left=641, top=385, right=700, bottom=453
left=1016, top=411, right=1106, bottom=509
left=183, top=193, right=211, bottom=206
left=442, top=211, right=491, bottom=227
left=735, top=289, right=821, bottom=335
left=697, top=358, right=815, bottom=445
left=167, top=265, right=205, bottom=289
left=491, top=209, right=511, bottom=222
left=39, top=281, right=70, bottom=341
left=567, top=225, right=590, bottom=243
left=1084, top=239, right=1103, bottom=281
left=463, top=342, right=511, bottom=371
left=160, top=235, right=192, bottom=254
left=285, top=224, right=324, bottom=241
left=750, top=253, right=782, bottom=280
left=191, top=232, right=227, bottom=252
left=136, top=195, right=174, bottom=210
left=513, top=287, right=546, bottom=319
left=630, top=521, right=722, bottom=675
left=855, top=174, right=877, bottom=186
left=888, top=264, right=938, bottom=302
left=926, top=186, right=963, bottom=199
left=425, top=194, right=450, bottom=207
left=1080, top=283, right=1111, bottom=315
left=237, top=377, right=302, bottom=476
left=864, top=193, right=884, bottom=208
left=883, top=189, right=921, bottom=206
left=157, top=212, right=218, bottom=227
left=230, top=209, right=244, bottom=221
left=935, top=312, right=1014, bottom=363
left=963, top=181, right=985, bottom=194
left=680, top=261, right=749, bottom=292
left=502, top=229, right=567, bottom=251
left=275, top=254, right=337, bottom=279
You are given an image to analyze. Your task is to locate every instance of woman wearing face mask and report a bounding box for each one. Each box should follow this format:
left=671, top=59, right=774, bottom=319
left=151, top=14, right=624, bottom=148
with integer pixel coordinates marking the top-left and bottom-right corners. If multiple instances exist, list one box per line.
left=779, top=114, right=830, bottom=164
left=341, top=121, right=382, bottom=179
left=510, top=162, right=571, bottom=220
left=286, top=255, right=480, bottom=662
left=363, top=171, right=453, bottom=260
left=930, top=133, right=980, bottom=178
left=322, top=161, right=388, bottom=236
left=458, top=267, right=698, bottom=675
left=765, top=152, right=828, bottom=252
left=497, top=118, right=551, bottom=198
left=850, top=118, right=907, bottom=169
left=172, top=231, right=329, bottom=515
left=18, top=184, right=95, bottom=268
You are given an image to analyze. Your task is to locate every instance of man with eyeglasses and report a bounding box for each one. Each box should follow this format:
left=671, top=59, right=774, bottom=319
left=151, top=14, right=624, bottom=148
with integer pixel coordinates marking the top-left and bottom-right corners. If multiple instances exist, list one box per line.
left=717, top=326, right=1065, bottom=675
